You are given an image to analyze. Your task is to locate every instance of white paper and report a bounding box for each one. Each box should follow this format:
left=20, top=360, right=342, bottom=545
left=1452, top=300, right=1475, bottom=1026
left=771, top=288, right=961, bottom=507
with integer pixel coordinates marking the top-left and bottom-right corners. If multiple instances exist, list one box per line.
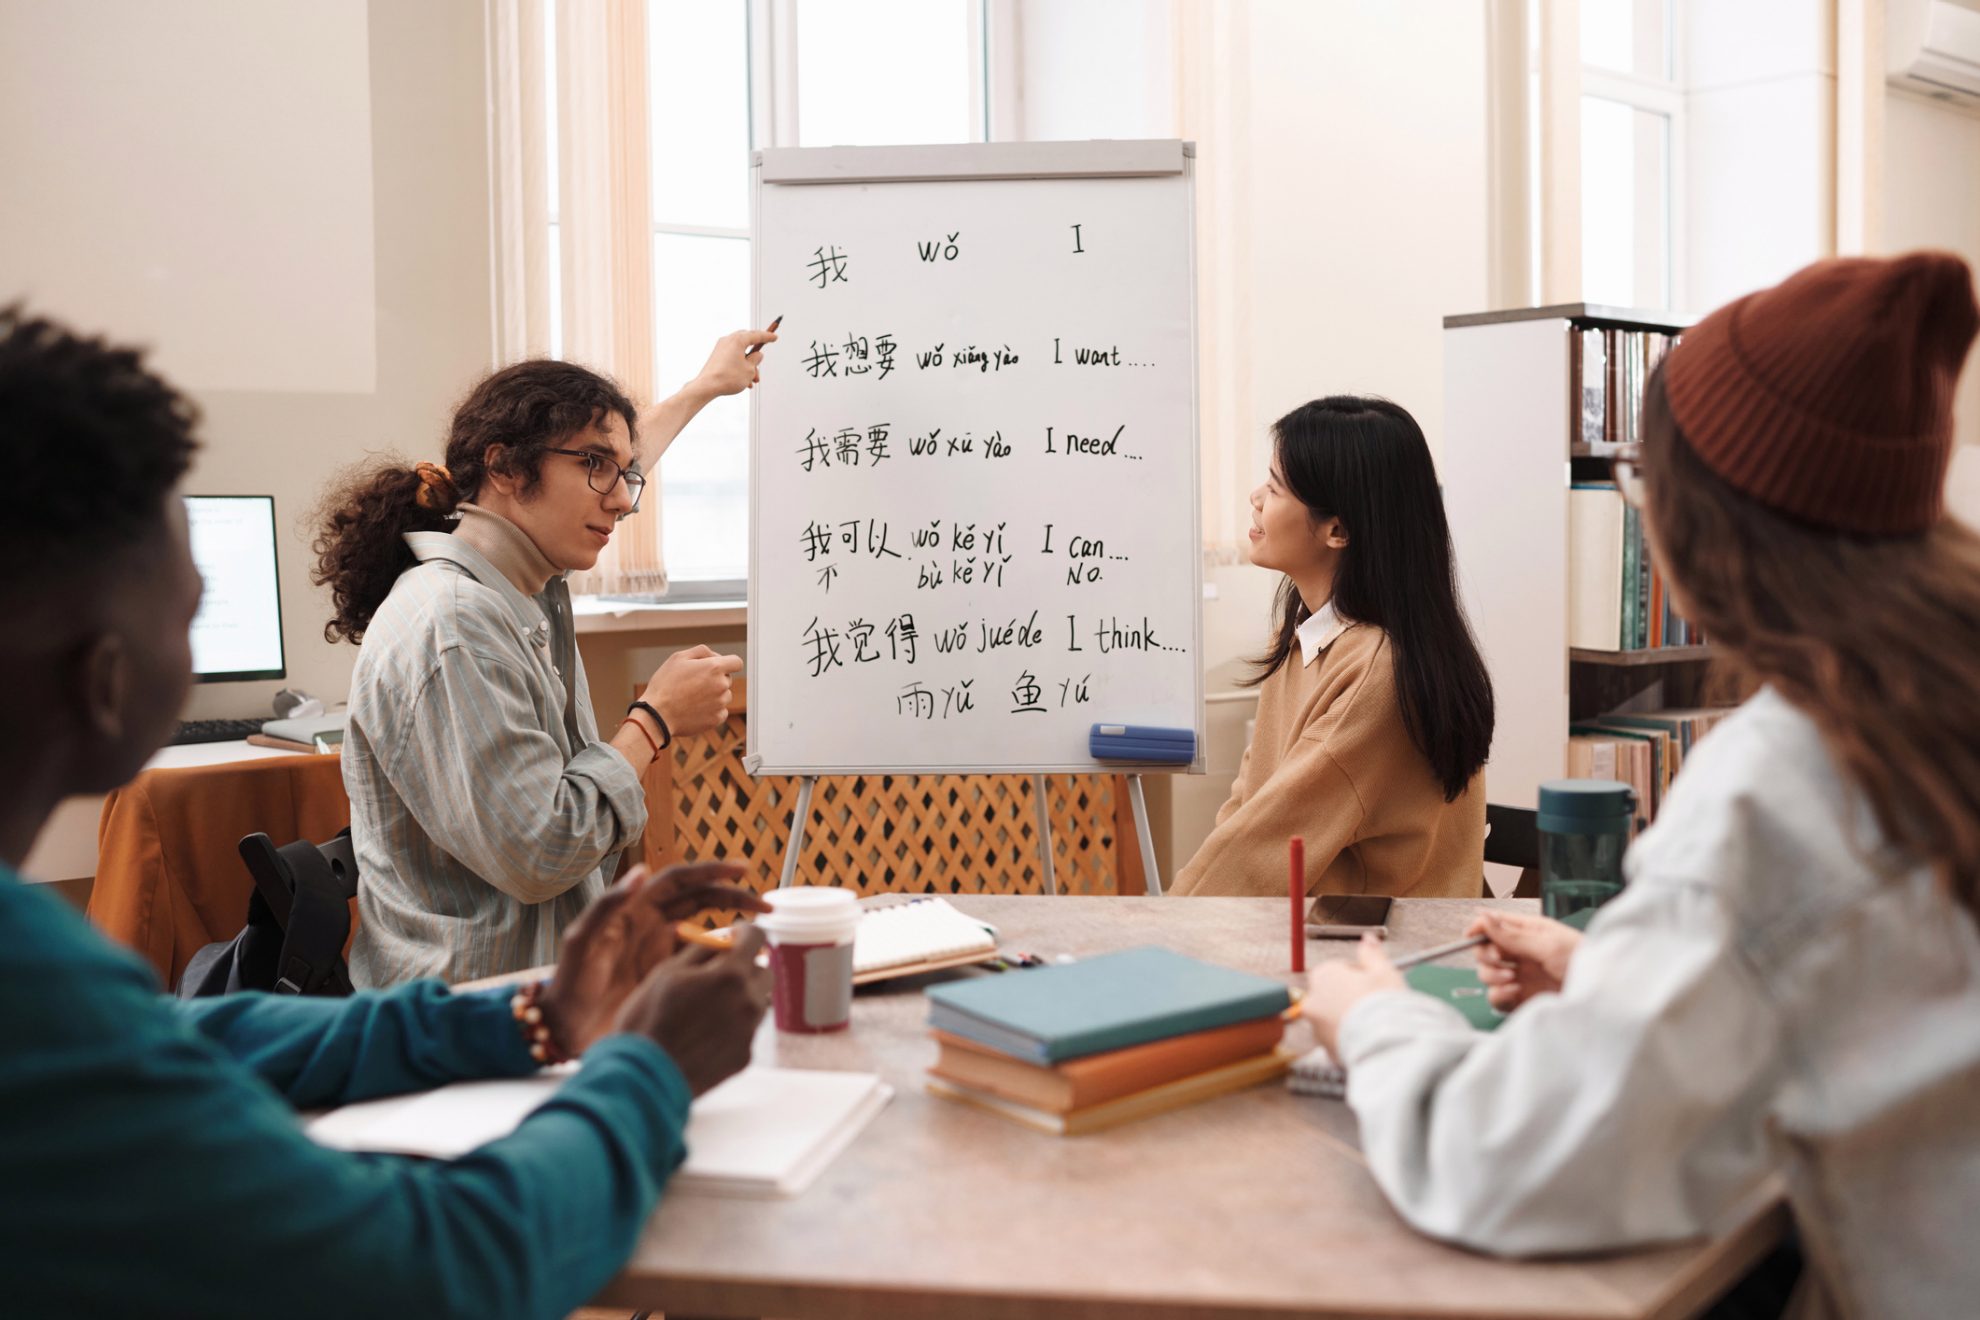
left=305, top=1065, right=891, bottom=1198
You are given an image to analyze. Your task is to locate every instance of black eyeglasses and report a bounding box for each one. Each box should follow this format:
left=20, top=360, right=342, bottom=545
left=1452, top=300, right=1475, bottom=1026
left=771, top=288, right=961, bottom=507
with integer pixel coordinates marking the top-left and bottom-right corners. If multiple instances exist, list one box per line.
left=1612, top=445, right=1647, bottom=510
left=547, top=448, right=647, bottom=519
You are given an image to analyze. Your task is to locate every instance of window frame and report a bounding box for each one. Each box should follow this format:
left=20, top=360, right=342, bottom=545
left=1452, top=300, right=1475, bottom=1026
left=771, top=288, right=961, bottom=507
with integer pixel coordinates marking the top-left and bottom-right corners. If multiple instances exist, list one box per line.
left=651, top=0, right=992, bottom=600
left=1577, top=0, right=1688, bottom=313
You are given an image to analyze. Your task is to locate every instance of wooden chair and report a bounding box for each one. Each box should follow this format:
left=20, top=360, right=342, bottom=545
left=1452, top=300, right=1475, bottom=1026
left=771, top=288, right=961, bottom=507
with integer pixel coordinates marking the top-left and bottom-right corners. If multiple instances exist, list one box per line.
left=640, top=679, right=1148, bottom=897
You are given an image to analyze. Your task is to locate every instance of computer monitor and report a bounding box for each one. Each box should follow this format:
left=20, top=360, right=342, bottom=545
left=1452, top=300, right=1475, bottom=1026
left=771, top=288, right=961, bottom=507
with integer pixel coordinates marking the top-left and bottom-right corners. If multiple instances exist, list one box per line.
left=185, top=495, right=286, bottom=683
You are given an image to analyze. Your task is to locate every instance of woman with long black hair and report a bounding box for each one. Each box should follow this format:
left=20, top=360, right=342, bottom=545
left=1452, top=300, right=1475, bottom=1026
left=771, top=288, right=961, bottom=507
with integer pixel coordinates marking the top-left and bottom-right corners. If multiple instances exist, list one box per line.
left=1172, top=397, right=1494, bottom=898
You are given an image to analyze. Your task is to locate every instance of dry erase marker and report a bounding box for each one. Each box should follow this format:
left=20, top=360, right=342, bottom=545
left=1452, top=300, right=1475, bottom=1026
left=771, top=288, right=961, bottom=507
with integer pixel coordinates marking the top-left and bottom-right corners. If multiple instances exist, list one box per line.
left=1289, top=836, right=1306, bottom=973
left=743, top=315, right=783, bottom=356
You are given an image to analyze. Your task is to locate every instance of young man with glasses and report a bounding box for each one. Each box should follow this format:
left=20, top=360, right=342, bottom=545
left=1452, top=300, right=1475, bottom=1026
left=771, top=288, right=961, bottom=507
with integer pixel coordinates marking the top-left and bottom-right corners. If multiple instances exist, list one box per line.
left=314, top=333, right=775, bottom=985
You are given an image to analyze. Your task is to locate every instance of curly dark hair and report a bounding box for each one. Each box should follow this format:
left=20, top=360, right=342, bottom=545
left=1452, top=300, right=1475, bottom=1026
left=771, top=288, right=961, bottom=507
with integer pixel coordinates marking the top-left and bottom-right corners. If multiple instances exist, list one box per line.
left=312, top=359, right=638, bottom=644
left=0, top=304, right=200, bottom=597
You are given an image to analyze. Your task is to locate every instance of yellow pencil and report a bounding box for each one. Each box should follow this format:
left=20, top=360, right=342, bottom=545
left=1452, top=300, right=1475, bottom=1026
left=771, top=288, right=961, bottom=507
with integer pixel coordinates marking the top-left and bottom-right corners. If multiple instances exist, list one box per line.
left=675, top=921, right=736, bottom=950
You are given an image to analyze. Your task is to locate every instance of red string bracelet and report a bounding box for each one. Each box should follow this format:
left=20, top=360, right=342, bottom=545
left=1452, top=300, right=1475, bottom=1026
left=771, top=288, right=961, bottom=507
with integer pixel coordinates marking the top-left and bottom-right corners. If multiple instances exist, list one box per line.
left=620, top=714, right=661, bottom=759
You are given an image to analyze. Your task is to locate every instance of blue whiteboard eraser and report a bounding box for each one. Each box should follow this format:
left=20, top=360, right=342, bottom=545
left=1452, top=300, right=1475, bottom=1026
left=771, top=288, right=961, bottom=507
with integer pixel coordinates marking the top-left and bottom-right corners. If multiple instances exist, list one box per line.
left=1090, top=724, right=1195, bottom=763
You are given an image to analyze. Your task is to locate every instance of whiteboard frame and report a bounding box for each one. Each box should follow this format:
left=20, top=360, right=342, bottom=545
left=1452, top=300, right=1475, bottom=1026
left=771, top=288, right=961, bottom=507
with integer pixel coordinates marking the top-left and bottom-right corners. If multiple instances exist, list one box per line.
left=745, top=140, right=1204, bottom=776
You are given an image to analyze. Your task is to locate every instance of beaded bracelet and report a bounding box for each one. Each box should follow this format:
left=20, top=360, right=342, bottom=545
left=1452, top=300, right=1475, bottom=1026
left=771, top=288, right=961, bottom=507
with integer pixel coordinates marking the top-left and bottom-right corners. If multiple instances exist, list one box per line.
left=509, top=980, right=573, bottom=1065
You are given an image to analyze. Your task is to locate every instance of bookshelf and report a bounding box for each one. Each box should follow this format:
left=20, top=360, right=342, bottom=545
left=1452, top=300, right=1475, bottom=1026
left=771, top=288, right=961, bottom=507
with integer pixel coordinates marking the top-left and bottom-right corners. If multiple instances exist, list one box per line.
left=1569, top=645, right=1714, bottom=667
left=1442, top=303, right=1701, bottom=815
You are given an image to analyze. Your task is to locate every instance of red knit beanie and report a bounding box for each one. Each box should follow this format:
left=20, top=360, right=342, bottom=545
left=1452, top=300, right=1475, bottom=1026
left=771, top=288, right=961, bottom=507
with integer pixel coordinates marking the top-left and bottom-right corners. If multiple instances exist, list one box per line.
left=1662, top=251, right=1979, bottom=535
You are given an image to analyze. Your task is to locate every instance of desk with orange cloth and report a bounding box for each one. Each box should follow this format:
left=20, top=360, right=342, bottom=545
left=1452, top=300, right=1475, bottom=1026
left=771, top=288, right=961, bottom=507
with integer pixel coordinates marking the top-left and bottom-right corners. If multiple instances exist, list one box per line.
left=586, top=895, right=1787, bottom=1320
left=85, top=748, right=350, bottom=987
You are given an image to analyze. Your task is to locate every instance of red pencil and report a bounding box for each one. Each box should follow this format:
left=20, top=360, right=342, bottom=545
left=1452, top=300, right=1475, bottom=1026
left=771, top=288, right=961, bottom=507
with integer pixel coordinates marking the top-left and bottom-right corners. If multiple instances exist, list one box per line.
left=1289, top=836, right=1306, bottom=973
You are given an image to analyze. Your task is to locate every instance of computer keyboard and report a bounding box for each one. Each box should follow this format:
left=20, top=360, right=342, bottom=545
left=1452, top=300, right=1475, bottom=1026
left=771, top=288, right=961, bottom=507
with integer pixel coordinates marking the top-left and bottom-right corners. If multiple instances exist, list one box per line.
left=169, top=718, right=266, bottom=745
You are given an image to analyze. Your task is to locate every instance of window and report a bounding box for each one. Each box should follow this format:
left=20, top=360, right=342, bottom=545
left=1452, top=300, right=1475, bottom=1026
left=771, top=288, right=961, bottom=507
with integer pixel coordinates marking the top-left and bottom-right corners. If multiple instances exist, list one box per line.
left=795, top=0, right=981, bottom=148
left=1578, top=0, right=1680, bottom=310
left=547, top=0, right=985, bottom=594
left=647, top=0, right=754, bottom=586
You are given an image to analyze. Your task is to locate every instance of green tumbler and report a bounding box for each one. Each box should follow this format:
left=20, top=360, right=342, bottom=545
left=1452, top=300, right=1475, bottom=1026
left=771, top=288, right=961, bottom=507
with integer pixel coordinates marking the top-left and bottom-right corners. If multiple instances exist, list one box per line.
left=1537, top=779, right=1637, bottom=922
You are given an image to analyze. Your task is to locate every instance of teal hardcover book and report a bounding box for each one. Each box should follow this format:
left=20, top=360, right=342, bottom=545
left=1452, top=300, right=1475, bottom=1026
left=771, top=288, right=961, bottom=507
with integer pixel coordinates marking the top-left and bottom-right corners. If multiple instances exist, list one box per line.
left=1406, top=907, right=1598, bottom=1031
left=924, top=947, right=1291, bottom=1064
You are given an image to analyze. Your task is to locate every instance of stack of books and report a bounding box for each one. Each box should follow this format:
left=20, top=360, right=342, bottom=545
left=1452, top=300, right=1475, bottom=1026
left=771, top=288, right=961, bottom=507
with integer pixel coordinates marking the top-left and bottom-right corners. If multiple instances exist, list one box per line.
left=923, top=947, right=1293, bottom=1135
left=1569, top=707, right=1734, bottom=826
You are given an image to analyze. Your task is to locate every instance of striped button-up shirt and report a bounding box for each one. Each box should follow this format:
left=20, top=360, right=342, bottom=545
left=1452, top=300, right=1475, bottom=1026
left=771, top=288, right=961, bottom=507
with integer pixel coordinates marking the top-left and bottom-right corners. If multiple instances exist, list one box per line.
left=344, top=513, right=646, bottom=986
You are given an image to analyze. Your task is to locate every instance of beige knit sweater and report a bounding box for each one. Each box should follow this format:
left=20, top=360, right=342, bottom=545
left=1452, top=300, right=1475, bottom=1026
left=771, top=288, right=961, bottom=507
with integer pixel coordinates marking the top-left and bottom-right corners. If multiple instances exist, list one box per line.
left=1172, top=622, right=1485, bottom=898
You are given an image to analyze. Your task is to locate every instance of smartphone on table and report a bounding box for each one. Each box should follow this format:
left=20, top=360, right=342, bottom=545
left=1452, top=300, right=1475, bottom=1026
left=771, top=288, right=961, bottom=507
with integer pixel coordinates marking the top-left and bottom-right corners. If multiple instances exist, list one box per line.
left=1305, top=894, right=1395, bottom=939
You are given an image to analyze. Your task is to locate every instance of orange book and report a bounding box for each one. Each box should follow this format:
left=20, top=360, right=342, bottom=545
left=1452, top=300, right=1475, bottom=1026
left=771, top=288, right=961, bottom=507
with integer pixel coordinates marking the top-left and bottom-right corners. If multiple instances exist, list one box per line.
left=929, top=1050, right=1294, bottom=1135
left=930, top=1014, right=1285, bottom=1114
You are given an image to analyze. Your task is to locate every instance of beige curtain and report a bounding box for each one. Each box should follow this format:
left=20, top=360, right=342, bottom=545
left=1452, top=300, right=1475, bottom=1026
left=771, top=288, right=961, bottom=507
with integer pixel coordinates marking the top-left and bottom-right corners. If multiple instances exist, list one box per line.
left=488, top=0, right=552, bottom=362
left=1175, top=0, right=1256, bottom=563
left=489, top=0, right=666, bottom=596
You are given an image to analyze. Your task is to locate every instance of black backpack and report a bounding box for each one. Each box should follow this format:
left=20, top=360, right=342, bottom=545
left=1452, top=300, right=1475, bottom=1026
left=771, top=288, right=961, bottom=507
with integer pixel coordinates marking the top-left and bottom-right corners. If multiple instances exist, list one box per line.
left=176, top=829, right=359, bottom=998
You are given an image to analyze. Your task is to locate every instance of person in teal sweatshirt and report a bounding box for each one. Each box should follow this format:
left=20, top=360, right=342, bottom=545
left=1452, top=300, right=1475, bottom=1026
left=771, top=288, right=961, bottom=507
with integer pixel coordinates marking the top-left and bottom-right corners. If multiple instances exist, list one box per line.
left=0, top=304, right=775, bottom=1318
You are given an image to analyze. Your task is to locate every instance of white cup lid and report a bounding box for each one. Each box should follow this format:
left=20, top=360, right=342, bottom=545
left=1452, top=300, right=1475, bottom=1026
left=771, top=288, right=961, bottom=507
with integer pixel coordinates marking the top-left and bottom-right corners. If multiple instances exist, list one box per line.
left=760, top=886, right=861, bottom=939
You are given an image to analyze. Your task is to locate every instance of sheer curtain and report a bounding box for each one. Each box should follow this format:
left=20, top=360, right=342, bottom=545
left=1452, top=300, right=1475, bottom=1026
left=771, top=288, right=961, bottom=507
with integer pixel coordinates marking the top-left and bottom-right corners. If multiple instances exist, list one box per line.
left=1174, top=0, right=1256, bottom=563
left=488, top=0, right=667, bottom=596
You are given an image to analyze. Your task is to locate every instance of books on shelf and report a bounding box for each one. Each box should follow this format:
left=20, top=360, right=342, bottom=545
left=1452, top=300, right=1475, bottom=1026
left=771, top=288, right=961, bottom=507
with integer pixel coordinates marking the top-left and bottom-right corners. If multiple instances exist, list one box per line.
left=1569, top=707, right=1734, bottom=825
left=1571, top=324, right=1677, bottom=454
left=923, top=947, right=1293, bottom=1134
left=1568, top=482, right=1705, bottom=653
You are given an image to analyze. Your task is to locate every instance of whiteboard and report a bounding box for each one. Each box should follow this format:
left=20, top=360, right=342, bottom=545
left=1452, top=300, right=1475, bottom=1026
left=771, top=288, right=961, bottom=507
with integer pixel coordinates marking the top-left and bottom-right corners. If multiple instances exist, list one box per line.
left=746, top=141, right=1202, bottom=775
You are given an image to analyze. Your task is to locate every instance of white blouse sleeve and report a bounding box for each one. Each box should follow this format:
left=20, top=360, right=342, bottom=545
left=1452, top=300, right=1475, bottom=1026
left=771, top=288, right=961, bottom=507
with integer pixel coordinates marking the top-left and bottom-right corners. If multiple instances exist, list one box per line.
left=1335, top=876, right=1785, bottom=1255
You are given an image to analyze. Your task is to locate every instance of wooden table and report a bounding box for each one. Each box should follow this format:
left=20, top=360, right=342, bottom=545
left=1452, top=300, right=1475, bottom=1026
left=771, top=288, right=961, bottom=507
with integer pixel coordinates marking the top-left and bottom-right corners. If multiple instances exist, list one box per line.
left=592, top=895, right=1787, bottom=1319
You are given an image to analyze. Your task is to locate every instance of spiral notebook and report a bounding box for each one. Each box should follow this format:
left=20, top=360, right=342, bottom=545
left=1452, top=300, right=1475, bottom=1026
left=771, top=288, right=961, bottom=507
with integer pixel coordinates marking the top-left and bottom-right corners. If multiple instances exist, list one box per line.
left=852, top=895, right=999, bottom=983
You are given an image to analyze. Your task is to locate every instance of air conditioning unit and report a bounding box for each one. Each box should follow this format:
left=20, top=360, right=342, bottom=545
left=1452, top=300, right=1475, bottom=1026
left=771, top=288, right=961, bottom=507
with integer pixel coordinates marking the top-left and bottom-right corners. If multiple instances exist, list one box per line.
left=1889, top=0, right=1980, bottom=101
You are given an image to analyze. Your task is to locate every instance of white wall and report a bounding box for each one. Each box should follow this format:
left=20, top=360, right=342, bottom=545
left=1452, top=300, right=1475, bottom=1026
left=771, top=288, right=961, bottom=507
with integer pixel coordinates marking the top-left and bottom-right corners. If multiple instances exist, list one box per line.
left=1883, top=91, right=1980, bottom=449
left=1002, top=2, right=1493, bottom=875
left=0, top=0, right=495, bottom=718
left=1682, top=0, right=1838, bottom=311
left=1243, top=2, right=1490, bottom=461
left=1010, top=0, right=1177, bottom=141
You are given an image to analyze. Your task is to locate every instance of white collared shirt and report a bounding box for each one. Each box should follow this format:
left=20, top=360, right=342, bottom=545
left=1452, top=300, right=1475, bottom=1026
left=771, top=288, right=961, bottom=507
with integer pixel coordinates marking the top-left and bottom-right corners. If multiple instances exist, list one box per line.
left=1296, top=600, right=1350, bottom=667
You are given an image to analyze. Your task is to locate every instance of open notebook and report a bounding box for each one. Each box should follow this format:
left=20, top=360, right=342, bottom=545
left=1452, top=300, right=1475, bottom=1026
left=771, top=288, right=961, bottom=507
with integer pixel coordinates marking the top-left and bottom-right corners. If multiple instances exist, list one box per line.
left=305, top=1065, right=892, bottom=1198
left=852, top=895, right=999, bottom=982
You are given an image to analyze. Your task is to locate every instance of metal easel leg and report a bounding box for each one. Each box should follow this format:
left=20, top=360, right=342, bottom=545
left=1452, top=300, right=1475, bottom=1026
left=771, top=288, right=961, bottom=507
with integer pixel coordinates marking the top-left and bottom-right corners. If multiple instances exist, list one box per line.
left=1128, top=774, right=1162, bottom=896
left=1031, top=773, right=1057, bottom=896
left=778, top=775, right=816, bottom=890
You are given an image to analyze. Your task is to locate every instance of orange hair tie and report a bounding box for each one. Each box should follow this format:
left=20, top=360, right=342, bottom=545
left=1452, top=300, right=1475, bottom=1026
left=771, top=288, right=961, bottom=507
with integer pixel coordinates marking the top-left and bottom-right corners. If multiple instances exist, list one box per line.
left=413, top=461, right=454, bottom=510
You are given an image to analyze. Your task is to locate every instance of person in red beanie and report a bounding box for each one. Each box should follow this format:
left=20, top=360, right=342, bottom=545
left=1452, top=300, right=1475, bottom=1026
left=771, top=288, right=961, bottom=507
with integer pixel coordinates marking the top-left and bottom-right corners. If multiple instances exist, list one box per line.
left=1301, top=252, right=1980, bottom=1318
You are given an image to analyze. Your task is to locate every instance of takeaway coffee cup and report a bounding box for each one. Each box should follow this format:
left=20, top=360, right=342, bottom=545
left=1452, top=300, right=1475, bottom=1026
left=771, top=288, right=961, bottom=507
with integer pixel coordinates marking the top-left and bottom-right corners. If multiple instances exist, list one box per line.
left=758, top=887, right=862, bottom=1033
